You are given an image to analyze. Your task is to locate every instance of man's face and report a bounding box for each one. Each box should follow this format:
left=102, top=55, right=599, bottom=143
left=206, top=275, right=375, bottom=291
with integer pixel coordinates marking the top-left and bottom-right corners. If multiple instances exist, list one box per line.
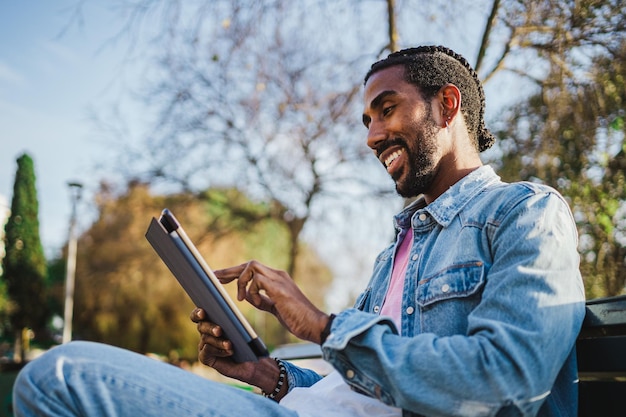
left=362, top=66, right=441, bottom=198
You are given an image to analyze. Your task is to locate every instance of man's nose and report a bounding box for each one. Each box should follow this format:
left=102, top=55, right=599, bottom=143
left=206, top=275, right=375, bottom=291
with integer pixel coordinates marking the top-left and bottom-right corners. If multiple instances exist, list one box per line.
left=366, top=120, right=387, bottom=152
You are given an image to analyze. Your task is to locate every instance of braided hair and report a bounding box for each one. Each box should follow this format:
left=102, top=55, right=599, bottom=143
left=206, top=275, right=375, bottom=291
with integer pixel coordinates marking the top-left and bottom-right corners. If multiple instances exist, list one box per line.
left=364, top=46, right=495, bottom=152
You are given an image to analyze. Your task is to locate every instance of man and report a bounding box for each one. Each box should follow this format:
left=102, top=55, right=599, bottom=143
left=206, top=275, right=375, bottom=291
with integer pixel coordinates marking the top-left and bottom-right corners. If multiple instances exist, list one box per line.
left=13, top=45, right=585, bottom=417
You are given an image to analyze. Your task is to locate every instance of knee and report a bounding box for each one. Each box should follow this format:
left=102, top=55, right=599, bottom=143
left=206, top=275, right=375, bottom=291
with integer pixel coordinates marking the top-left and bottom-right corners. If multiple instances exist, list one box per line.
left=14, top=343, right=64, bottom=393
left=12, top=351, right=53, bottom=416
left=14, top=342, right=94, bottom=391
left=13, top=341, right=101, bottom=414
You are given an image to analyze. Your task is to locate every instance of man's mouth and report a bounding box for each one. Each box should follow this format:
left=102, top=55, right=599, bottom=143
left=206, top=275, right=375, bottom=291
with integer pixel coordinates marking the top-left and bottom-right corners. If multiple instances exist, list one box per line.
left=379, top=146, right=405, bottom=175
left=384, top=149, right=404, bottom=169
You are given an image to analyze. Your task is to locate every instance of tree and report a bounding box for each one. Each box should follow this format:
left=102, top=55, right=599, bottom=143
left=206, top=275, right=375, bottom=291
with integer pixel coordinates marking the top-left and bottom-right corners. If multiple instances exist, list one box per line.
left=80, top=0, right=409, bottom=285
left=68, top=181, right=332, bottom=357
left=1, top=154, right=49, bottom=361
left=493, top=6, right=626, bottom=298
left=74, top=0, right=626, bottom=300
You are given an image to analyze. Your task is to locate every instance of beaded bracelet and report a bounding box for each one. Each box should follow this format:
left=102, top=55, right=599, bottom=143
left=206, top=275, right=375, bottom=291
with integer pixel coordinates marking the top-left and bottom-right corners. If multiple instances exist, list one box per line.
left=263, top=358, right=286, bottom=402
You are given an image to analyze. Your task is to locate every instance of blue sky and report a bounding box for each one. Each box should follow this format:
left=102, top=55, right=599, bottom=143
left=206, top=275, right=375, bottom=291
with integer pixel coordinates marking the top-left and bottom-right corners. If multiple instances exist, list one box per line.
left=0, top=1, right=132, bottom=256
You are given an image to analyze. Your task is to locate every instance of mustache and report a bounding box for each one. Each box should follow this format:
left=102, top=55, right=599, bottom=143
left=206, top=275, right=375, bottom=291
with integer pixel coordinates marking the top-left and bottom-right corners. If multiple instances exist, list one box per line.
left=374, top=137, right=406, bottom=158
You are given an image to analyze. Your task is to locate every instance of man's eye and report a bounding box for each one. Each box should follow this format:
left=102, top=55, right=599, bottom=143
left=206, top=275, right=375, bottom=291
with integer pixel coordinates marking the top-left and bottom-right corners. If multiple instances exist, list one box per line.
left=382, top=106, right=394, bottom=116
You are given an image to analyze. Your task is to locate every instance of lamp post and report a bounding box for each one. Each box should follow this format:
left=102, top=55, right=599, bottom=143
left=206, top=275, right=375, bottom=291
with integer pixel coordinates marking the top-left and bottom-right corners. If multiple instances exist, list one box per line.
left=62, top=181, right=83, bottom=344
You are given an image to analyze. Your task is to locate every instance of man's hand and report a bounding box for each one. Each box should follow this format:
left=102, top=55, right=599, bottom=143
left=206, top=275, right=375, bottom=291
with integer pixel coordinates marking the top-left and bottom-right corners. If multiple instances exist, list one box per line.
left=214, top=260, right=330, bottom=344
left=190, top=308, right=285, bottom=396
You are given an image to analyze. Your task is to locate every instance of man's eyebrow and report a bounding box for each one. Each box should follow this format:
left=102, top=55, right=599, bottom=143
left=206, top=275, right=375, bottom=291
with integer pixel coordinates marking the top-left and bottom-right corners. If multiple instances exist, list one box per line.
left=369, top=90, right=398, bottom=110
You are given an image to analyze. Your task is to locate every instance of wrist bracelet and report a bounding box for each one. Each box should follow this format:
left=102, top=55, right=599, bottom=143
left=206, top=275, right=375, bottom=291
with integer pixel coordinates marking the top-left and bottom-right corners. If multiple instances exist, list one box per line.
left=263, top=358, right=286, bottom=402
left=320, top=313, right=336, bottom=345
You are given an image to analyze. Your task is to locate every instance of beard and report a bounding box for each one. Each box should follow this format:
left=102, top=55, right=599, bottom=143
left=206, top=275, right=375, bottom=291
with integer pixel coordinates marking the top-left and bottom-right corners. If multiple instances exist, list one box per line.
left=393, top=113, right=440, bottom=198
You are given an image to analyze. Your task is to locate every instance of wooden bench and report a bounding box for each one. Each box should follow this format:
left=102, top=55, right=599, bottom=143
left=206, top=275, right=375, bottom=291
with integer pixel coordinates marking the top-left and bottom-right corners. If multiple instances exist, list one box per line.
left=577, top=294, right=626, bottom=417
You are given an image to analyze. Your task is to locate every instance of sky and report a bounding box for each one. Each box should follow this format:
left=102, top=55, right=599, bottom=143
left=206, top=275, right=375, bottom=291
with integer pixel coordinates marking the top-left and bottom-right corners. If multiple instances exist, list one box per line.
left=0, top=1, right=132, bottom=257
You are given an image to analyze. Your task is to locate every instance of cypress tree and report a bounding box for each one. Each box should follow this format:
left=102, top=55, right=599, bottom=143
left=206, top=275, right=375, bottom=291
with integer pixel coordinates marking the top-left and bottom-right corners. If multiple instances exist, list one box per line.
left=1, top=153, right=48, bottom=361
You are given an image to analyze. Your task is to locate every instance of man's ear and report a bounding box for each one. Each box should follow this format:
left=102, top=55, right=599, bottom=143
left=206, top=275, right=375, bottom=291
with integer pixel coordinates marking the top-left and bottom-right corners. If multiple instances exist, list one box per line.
left=436, top=84, right=461, bottom=127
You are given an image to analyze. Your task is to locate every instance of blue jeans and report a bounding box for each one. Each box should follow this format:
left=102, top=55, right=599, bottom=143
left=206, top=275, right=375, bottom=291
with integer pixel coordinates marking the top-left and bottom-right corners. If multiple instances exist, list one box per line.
left=13, top=341, right=298, bottom=417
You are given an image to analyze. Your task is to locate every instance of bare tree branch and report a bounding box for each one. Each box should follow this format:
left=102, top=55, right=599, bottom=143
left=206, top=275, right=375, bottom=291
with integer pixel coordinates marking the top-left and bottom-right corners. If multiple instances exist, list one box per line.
left=475, top=0, right=500, bottom=73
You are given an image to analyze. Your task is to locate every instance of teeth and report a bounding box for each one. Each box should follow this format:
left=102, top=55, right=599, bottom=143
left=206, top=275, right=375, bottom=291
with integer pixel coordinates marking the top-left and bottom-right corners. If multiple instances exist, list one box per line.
left=384, top=150, right=403, bottom=167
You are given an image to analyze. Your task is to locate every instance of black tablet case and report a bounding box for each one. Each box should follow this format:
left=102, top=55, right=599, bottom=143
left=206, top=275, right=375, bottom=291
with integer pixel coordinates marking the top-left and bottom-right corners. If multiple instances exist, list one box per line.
left=145, top=209, right=268, bottom=363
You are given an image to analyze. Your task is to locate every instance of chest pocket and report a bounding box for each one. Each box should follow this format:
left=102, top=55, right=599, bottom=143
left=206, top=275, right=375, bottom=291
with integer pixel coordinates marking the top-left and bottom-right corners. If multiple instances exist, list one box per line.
left=417, top=261, right=486, bottom=307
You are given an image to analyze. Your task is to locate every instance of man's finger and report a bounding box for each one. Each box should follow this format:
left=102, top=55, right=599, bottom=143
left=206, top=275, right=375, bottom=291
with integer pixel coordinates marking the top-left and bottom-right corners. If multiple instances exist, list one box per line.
left=190, top=307, right=207, bottom=322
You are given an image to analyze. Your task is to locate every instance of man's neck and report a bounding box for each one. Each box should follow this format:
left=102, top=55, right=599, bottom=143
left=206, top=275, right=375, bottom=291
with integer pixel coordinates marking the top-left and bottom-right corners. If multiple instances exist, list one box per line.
left=423, top=163, right=483, bottom=204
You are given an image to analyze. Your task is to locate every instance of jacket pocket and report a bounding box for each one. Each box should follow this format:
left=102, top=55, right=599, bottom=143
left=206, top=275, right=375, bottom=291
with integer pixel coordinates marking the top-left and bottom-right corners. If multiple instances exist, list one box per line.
left=417, top=261, right=486, bottom=307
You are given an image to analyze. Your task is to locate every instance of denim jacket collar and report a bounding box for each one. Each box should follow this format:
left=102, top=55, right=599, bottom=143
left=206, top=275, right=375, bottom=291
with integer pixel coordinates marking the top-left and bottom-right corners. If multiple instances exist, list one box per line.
left=393, top=165, right=500, bottom=230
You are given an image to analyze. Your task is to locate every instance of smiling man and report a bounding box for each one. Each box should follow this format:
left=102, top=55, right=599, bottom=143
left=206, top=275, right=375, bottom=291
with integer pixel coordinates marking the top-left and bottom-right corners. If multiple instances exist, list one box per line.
left=13, top=46, right=585, bottom=417
left=362, top=48, right=490, bottom=203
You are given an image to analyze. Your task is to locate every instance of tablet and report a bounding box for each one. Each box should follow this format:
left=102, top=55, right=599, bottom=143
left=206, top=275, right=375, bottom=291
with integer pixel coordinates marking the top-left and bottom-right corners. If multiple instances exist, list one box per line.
left=145, top=208, right=269, bottom=363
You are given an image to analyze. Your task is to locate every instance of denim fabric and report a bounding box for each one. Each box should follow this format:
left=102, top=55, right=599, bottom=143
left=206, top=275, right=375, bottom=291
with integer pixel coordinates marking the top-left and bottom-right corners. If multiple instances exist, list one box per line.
left=282, top=359, right=324, bottom=391
left=13, top=341, right=298, bottom=417
left=320, top=166, right=585, bottom=417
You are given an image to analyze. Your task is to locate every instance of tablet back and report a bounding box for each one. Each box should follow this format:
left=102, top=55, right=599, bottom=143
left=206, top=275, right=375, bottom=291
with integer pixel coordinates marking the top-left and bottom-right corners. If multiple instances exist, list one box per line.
left=145, top=209, right=268, bottom=363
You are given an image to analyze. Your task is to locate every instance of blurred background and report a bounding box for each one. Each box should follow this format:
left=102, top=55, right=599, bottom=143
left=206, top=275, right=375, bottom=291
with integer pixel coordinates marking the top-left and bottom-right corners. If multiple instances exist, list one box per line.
left=1, top=0, right=625, bottom=408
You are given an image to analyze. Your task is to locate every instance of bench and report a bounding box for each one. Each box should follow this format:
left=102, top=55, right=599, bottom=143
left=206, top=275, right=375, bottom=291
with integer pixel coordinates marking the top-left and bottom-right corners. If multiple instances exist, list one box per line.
left=577, top=294, right=626, bottom=417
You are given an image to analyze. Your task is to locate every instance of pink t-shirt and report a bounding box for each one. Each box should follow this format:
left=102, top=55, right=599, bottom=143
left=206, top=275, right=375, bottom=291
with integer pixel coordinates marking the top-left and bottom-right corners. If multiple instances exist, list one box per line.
left=380, top=228, right=413, bottom=329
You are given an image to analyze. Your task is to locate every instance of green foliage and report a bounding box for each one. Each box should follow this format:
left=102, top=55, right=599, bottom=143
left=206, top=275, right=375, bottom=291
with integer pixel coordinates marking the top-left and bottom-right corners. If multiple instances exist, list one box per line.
left=493, top=36, right=626, bottom=298
left=0, top=154, right=49, bottom=354
left=198, top=188, right=276, bottom=238
left=45, top=257, right=67, bottom=324
left=0, top=280, right=10, bottom=334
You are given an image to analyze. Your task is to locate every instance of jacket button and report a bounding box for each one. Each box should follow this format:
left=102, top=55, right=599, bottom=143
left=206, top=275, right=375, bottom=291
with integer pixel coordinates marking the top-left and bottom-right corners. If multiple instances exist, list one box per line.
left=373, top=305, right=380, bottom=313
left=406, top=306, right=415, bottom=315
left=346, top=369, right=355, bottom=379
left=418, top=213, right=427, bottom=221
left=441, top=284, right=450, bottom=293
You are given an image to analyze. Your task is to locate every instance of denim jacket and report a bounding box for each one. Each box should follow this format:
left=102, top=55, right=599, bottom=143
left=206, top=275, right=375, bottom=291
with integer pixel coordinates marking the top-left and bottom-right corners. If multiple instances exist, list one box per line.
left=283, top=166, right=585, bottom=417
